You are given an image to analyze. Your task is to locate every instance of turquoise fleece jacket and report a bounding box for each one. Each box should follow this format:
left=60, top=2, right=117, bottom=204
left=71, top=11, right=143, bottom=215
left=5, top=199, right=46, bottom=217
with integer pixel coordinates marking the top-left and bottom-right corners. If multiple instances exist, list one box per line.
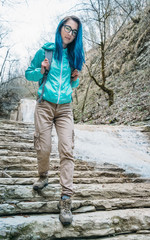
left=25, top=42, right=79, bottom=104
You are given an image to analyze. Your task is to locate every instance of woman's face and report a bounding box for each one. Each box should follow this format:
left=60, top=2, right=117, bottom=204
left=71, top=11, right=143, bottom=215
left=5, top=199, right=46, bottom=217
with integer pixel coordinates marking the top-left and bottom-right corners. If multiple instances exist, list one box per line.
left=61, top=19, right=78, bottom=48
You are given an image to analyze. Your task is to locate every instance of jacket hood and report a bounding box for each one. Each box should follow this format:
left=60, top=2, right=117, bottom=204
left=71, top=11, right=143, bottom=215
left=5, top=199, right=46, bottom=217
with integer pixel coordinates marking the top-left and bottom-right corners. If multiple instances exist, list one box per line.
left=42, top=42, right=55, bottom=50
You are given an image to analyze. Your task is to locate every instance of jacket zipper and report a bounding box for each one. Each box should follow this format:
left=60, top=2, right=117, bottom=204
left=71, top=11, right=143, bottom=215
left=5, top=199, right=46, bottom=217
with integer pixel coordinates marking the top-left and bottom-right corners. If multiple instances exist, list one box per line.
left=57, top=57, right=63, bottom=104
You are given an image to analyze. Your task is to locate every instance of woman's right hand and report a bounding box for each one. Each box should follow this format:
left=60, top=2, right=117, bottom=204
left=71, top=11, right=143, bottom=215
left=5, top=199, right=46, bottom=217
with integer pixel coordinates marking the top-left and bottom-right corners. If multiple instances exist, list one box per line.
left=41, top=58, right=50, bottom=74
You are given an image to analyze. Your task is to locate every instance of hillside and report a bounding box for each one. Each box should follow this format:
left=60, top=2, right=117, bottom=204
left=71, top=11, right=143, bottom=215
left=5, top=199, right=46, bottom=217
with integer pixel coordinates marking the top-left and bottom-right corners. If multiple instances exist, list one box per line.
left=73, top=8, right=150, bottom=125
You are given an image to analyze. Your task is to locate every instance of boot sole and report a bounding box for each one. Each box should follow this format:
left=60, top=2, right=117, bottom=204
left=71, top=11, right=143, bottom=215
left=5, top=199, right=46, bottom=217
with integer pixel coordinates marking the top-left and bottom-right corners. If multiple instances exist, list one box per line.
left=59, top=214, right=73, bottom=226
left=59, top=217, right=72, bottom=226
left=61, top=222, right=71, bottom=226
left=33, top=182, right=48, bottom=191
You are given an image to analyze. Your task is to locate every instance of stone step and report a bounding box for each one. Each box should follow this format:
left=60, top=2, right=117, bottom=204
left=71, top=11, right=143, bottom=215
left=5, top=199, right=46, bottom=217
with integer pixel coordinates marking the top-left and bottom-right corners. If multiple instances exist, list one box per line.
left=0, top=125, right=34, bottom=130
left=1, top=176, right=148, bottom=185
left=0, top=136, right=33, bottom=143
left=1, top=197, right=150, bottom=216
left=0, top=132, right=34, bottom=139
left=0, top=150, right=56, bottom=158
left=1, top=156, right=37, bottom=163
left=0, top=133, right=54, bottom=142
left=0, top=170, right=57, bottom=178
left=1, top=163, right=93, bottom=171
left=0, top=208, right=150, bottom=240
left=0, top=125, right=34, bottom=131
left=1, top=157, right=96, bottom=167
left=0, top=125, right=33, bottom=130
left=0, top=131, right=33, bottom=138
left=1, top=183, right=150, bottom=202
left=1, top=164, right=127, bottom=173
left=1, top=156, right=127, bottom=172
left=85, top=233, right=150, bottom=240
left=0, top=119, right=34, bottom=128
left=0, top=139, right=33, bottom=145
left=0, top=169, right=139, bottom=179
left=0, top=128, right=34, bottom=135
left=0, top=129, right=34, bottom=135
left=0, top=142, right=58, bottom=154
left=0, top=141, right=34, bottom=151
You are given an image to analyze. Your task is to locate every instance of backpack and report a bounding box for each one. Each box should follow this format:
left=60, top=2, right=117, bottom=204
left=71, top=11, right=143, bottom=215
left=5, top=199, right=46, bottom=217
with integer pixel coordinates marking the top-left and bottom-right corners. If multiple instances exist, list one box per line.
left=38, top=49, right=74, bottom=103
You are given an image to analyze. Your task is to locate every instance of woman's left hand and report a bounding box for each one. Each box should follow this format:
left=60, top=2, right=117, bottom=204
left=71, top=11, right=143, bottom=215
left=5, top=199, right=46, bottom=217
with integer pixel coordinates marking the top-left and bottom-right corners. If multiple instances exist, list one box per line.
left=71, top=69, right=79, bottom=81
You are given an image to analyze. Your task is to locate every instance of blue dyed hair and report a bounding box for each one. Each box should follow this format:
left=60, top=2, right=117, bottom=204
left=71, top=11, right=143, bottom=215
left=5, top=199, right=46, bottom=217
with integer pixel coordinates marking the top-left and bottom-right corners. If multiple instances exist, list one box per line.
left=55, top=16, right=85, bottom=71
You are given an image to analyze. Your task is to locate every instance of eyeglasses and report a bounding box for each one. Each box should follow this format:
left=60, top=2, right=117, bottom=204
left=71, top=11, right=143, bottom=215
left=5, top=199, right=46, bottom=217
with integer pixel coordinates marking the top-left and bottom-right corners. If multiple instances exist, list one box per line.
left=63, top=25, right=78, bottom=37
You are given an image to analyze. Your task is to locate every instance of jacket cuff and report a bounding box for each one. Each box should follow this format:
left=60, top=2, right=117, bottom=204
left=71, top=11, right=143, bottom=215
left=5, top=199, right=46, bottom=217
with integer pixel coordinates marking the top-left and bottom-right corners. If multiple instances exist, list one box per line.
left=34, top=68, right=43, bottom=81
left=71, top=78, right=79, bottom=89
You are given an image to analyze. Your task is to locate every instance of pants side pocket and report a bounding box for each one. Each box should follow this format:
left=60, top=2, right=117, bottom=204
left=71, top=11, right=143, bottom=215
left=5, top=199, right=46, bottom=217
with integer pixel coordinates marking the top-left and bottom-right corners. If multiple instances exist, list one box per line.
left=34, top=132, right=41, bottom=151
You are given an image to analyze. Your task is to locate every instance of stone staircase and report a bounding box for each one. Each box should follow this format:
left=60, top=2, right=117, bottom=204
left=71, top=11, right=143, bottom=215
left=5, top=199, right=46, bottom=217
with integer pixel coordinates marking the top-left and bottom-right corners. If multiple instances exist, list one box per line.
left=0, top=119, right=150, bottom=240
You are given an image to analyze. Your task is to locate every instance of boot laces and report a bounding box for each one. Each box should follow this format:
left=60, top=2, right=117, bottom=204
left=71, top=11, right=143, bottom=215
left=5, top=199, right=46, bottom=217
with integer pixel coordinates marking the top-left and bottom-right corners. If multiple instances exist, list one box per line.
left=62, top=200, right=71, bottom=214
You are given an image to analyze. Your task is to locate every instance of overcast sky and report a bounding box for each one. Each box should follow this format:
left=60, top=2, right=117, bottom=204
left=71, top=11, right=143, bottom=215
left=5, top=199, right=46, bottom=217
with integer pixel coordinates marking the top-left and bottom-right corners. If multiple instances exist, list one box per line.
left=0, top=0, right=79, bottom=64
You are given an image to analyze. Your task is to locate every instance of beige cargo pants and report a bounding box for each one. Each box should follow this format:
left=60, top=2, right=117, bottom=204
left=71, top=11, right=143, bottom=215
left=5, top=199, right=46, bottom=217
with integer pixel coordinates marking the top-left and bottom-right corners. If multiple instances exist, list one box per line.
left=34, top=100, right=74, bottom=197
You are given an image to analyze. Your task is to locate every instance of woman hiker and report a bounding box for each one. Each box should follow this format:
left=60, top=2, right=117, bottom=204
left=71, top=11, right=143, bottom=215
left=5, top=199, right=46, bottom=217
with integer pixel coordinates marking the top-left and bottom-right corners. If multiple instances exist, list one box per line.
left=25, top=16, right=85, bottom=225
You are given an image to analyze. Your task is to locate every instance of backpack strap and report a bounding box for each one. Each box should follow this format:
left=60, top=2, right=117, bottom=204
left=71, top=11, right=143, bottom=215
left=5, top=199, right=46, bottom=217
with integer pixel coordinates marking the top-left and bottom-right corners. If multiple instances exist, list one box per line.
left=45, top=50, right=53, bottom=70
left=38, top=50, right=53, bottom=103
left=70, top=67, right=75, bottom=102
left=70, top=67, right=75, bottom=82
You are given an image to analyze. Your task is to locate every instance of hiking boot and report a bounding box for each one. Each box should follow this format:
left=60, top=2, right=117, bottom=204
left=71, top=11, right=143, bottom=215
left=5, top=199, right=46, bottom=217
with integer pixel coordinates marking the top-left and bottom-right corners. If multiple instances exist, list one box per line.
left=58, top=198, right=73, bottom=225
left=33, top=176, right=48, bottom=190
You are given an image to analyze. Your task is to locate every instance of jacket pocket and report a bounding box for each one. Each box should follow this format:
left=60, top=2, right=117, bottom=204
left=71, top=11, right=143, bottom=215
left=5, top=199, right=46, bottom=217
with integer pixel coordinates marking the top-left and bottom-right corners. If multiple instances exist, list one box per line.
left=34, top=132, right=41, bottom=151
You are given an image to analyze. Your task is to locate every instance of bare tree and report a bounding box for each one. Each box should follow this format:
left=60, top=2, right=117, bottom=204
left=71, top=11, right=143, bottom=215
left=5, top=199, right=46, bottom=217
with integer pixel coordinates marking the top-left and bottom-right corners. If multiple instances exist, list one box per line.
left=0, top=0, right=29, bottom=84
left=0, top=21, right=11, bottom=83
left=78, top=0, right=115, bottom=107
left=1, top=0, right=28, bottom=7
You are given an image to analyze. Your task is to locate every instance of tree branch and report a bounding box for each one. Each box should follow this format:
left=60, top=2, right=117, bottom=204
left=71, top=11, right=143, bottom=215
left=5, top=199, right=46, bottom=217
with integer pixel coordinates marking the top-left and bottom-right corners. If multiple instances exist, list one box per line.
left=85, top=63, right=114, bottom=106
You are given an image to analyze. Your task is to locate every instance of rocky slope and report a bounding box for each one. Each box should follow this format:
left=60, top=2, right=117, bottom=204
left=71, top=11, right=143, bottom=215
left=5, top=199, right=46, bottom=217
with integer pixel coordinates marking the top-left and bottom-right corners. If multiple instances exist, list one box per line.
left=0, top=119, right=150, bottom=239
left=73, top=8, right=150, bottom=125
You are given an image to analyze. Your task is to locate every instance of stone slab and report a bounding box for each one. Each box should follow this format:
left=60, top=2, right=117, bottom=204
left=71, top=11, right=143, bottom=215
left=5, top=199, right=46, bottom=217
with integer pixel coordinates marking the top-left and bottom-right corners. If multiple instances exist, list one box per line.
left=1, top=183, right=150, bottom=202
left=88, top=234, right=150, bottom=240
left=1, top=176, right=147, bottom=185
left=1, top=197, right=150, bottom=216
left=0, top=209, right=150, bottom=240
